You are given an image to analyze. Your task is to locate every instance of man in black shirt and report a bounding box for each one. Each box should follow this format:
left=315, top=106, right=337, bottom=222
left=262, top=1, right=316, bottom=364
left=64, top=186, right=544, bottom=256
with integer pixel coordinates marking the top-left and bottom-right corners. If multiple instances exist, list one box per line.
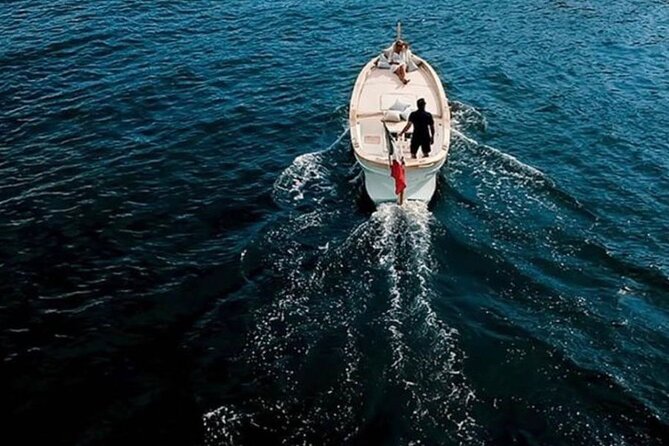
left=399, top=98, right=434, bottom=159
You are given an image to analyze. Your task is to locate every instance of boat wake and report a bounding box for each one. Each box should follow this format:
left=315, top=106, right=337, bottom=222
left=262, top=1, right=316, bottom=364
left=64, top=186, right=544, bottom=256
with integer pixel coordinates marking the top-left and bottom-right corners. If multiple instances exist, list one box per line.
left=272, top=127, right=350, bottom=207
left=204, top=127, right=480, bottom=444
left=450, top=101, right=549, bottom=186
left=447, top=102, right=669, bottom=443
left=370, top=202, right=479, bottom=443
left=203, top=102, right=666, bottom=445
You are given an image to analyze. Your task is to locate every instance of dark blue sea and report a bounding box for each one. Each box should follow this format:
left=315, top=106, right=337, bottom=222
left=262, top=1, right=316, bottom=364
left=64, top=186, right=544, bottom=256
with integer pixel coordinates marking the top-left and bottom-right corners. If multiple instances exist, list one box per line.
left=2, top=1, right=669, bottom=445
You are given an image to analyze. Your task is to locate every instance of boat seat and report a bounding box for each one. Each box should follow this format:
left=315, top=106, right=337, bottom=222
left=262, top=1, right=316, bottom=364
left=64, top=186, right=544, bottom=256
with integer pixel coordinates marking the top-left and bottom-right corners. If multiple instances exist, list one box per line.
left=358, top=119, right=387, bottom=156
left=380, top=93, right=416, bottom=111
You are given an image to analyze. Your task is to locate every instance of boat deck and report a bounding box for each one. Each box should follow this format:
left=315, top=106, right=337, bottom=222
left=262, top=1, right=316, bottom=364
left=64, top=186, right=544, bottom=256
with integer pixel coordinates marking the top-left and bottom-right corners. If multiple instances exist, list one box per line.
left=351, top=61, right=448, bottom=167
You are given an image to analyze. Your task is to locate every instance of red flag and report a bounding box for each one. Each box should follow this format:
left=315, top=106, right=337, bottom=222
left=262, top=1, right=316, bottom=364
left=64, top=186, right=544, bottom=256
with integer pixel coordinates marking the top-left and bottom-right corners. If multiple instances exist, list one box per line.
left=390, top=160, right=406, bottom=195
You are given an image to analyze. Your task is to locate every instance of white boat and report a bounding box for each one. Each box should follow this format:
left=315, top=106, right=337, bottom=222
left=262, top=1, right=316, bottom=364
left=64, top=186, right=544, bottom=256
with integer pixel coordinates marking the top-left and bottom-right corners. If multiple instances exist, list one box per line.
left=349, top=26, right=450, bottom=204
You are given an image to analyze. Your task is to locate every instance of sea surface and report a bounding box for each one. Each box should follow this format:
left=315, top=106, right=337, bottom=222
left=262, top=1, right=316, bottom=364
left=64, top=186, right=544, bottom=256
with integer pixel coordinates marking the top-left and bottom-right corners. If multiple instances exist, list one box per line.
left=2, top=1, right=669, bottom=445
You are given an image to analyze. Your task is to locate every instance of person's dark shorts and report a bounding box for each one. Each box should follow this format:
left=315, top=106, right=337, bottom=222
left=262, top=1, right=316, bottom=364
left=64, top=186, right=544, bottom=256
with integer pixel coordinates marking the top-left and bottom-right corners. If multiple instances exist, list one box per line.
left=410, top=137, right=431, bottom=156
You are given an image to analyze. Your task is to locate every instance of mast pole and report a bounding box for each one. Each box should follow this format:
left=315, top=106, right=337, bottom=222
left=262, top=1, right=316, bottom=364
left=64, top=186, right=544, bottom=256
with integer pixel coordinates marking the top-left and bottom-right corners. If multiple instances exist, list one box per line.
left=396, top=21, right=402, bottom=41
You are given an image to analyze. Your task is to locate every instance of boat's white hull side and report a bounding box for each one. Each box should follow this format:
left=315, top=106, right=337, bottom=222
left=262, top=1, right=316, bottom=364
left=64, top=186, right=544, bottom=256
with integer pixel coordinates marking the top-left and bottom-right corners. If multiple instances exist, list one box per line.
left=355, top=154, right=445, bottom=203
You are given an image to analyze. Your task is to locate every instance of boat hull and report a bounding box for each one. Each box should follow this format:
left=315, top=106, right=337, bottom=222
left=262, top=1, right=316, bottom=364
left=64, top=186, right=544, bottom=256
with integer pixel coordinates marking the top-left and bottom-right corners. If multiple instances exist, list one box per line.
left=355, top=154, right=445, bottom=203
left=349, top=52, right=450, bottom=206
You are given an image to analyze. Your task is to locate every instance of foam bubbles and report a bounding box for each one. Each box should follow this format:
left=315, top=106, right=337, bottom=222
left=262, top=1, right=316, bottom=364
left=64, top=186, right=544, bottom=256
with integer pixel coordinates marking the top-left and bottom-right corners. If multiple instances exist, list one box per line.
left=369, top=202, right=481, bottom=443
left=272, top=128, right=349, bottom=207
left=204, top=197, right=481, bottom=444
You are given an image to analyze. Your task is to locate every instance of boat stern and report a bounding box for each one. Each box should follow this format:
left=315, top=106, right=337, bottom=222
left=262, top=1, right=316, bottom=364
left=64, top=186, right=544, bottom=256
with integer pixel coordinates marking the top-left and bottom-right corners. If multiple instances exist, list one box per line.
left=355, top=154, right=445, bottom=204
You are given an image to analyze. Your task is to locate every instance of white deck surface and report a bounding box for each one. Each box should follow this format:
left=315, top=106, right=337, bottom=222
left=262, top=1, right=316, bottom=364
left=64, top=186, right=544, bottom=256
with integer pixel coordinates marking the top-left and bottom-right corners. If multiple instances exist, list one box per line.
left=351, top=62, right=447, bottom=165
left=356, top=65, right=442, bottom=117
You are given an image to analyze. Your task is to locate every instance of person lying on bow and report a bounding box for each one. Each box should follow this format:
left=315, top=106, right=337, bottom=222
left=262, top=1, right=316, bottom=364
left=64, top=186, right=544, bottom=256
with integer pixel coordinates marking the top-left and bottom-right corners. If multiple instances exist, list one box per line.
left=387, top=40, right=410, bottom=85
left=378, top=40, right=419, bottom=84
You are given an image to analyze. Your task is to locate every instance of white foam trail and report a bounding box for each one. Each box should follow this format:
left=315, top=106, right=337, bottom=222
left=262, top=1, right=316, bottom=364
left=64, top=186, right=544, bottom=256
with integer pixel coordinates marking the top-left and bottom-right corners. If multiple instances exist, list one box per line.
left=451, top=127, right=479, bottom=146
left=449, top=99, right=547, bottom=184
left=373, top=204, right=409, bottom=371
left=481, top=143, right=546, bottom=178
left=451, top=127, right=549, bottom=186
left=370, top=201, right=481, bottom=443
left=272, top=128, right=349, bottom=204
left=205, top=201, right=481, bottom=443
left=207, top=124, right=486, bottom=442
left=371, top=202, right=437, bottom=377
left=273, top=152, right=329, bottom=202
left=450, top=101, right=487, bottom=133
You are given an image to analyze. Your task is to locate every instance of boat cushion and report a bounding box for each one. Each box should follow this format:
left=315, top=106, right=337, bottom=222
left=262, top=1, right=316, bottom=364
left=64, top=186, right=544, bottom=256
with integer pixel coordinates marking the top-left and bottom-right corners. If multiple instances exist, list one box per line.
left=377, top=54, right=390, bottom=69
left=400, top=106, right=414, bottom=121
left=382, top=110, right=402, bottom=122
left=381, top=94, right=417, bottom=112
left=389, top=98, right=411, bottom=112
